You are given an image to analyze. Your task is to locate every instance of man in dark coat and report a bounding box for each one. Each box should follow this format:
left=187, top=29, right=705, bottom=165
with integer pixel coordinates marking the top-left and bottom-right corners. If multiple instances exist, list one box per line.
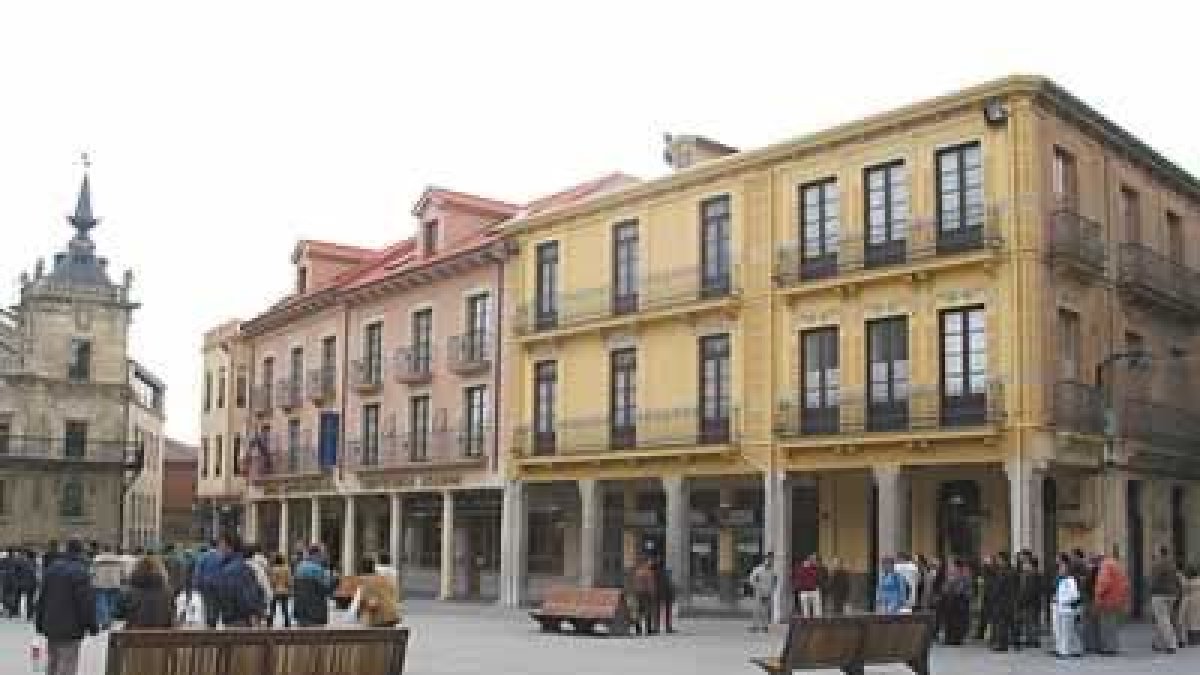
left=990, top=551, right=1018, bottom=651
left=13, top=550, right=39, bottom=621
left=0, top=548, right=15, bottom=617
left=35, top=538, right=97, bottom=675
left=211, top=532, right=264, bottom=628
left=654, top=555, right=676, bottom=634
left=291, top=545, right=335, bottom=627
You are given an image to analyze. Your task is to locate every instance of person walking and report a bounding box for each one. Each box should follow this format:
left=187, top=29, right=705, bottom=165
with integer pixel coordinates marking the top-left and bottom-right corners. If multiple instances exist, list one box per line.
left=124, top=556, right=174, bottom=629
left=246, top=546, right=273, bottom=624
left=161, top=544, right=185, bottom=605
left=1149, top=546, right=1181, bottom=653
left=942, top=558, right=973, bottom=645
left=824, top=558, right=850, bottom=615
left=654, top=555, right=676, bottom=633
left=876, top=557, right=909, bottom=615
left=747, top=552, right=777, bottom=632
left=0, top=548, right=15, bottom=617
left=211, top=533, right=265, bottom=628
left=1052, top=555, right=1082, bottom=658
left=792, top=554, right=823, bottom=617
left=34, top=539, right=98, bottom=675
left=1179, top=564, right=1200, bottom=647
left=990, top=552, right=1018, bottom=652
left=1016, top=553, right=1043, bottom=648
left=292, top=545, right=335, bottom=627
left=894, top=553, right=920, bottom=613
left=91, top=545, right=124, bottom=631
left=193, top=543, right=223, bottom=628
left=12, top=549, right=39, bottom=621
left=350, top=557, right=401, bottom=628
left=1093, top=553, right=1129, bottom=655
left=975, top=556, right=996, bottom=641
left=632, top=555, right=658, bottom=635
left=268, top=553, right=293, bottom=628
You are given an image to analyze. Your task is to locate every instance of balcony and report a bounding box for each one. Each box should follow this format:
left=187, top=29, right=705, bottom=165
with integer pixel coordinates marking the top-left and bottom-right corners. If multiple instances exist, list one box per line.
left=394, top=346, right=434, bottom=385
left=1047, top=208, right=1105, bottom=275
left=349, top=427, right=490, bottom=470
left=1122, top=398, right=1200, bottom=448
left=1052, top=380, right=1104, bottom=435
left=0, top=352, right=21, bottom=374
left=352, top=358, right=384, bottom=393
left=276, top=378, right=303, bottom=410
left=250, top=435, right=322, bottom=480
left=251, top=385, right=273, bottom=416
left=1117, top=243, right=1200, bottom=319
left=447, top=332, right=491, bottom=376
left=514, top=265, right=738, bottom=336
left=774, top=384, right=1004, bottom=439
left=0, top=436, right=133, bottom=466
left=774, top=212, right=1002, bottom=288
left=513, top=406, right=737, bottom=457
left=307, top=366, right=337, bottom=404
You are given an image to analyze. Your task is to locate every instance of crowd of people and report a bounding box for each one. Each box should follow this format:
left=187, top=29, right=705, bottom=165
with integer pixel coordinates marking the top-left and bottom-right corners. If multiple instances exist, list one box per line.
left=746, top=545, right=1200, bottom=658
left=0, top=532, right=402, bottom=675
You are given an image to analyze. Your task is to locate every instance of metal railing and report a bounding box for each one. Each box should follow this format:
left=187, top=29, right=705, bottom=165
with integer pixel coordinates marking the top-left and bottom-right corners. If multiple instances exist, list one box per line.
left=775, top=384, right=1004, bottom=437
left=349, top=427, right=490, bottom=468
left=514, top=265, right=738, bottom=335
left=775, top=211, right=1002, bottom=286
left=513, top=406, right=738, bottom=456
left=447, top=332, right=491, bottom=374
left=0, top=436, right=131, bottom=464
left=276, top=378, right=303, bottom=410
left=1117, top=243, right=1200, bottom=316
left=394, top=346, right=434, bottom=385
left=352, top=357, right=384, bottom=391
left=1052, top=380, right=1104, bottom=435
left=251, top=385, right=273, bottom=414
left=307, top=366, right=336, bottom=403
left=0, top=352, right=20, bottom=373
left=1122, top=398, right=1200, bottom=448
left=1047, top=208, right=1105, bottom=273
left=251, top=434, right=322, bottom=479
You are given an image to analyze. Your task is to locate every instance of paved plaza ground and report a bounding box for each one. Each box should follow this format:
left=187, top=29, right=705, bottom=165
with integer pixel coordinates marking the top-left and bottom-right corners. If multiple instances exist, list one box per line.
left=2, top=600, right=1198, bottom=674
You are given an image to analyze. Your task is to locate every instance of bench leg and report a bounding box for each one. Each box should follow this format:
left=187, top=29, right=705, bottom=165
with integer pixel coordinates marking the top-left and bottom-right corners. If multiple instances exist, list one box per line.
left=908, top=654, right=930, bottom=675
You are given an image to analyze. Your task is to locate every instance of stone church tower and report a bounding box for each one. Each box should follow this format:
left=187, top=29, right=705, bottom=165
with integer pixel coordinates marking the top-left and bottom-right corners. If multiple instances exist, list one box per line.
left=0, top=169, right=145, bottom=547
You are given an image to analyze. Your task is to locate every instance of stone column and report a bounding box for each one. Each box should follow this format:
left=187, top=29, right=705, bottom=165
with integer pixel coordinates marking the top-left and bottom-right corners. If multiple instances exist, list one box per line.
left=663, top=476, right=689, bottom=612
left=579, top=479, right=600, bottom=588
left=770, top=472, right=793, bottom=621
left=245, top=501, right=259, bottom=544
left=499, top=480, right=528, bottom=607
left=439, top=491, right=456, bottom=600
left=277, top=500, right=289, bottom=557
left=874, top=465, right=908, bottom=562
left=389, top=493, right=403, bottom=569
left=1005, top=457, right=1041, bottom=556
left=309, top=497, right=322, bottom=547
left=718, top=486, right=737, bottom=606
left=342, top=495, right=357, bottom=578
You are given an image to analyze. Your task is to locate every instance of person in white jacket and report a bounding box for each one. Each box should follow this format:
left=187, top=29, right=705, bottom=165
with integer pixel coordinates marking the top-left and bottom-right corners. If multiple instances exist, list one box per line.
left=247, top=549, right=274, bottom=624
left=1053, top=555, right=1082, bottom=658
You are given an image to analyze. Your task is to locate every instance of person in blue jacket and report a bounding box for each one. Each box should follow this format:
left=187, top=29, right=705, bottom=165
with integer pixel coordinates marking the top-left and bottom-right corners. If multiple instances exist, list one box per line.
left=193, top=541, right=223, bottom=628
left=877, top=556, right=910, bottom=614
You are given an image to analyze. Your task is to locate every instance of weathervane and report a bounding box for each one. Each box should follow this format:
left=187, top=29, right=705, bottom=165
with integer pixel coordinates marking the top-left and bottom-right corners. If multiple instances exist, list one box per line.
left=77, top=151, right=92, bottom=170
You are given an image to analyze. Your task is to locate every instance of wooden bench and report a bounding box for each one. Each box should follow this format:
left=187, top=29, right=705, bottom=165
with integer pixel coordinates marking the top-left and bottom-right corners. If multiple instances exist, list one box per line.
left=751, top=613, right=934, bottom=675
left=106, top=627, right=409, bottom=675
left=529, top=586, right=630, bottom=636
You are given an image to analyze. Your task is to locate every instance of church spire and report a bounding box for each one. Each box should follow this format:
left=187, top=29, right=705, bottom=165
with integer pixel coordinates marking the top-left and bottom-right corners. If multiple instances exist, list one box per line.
left=45, top=153, right=114, bottom=287
left=68, top=153, right=98, bottom=239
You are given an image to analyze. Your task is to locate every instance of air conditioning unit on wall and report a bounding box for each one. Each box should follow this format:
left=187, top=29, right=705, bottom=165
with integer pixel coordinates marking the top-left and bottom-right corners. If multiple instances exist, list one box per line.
left=1057, top=475, right=1095, bottom=528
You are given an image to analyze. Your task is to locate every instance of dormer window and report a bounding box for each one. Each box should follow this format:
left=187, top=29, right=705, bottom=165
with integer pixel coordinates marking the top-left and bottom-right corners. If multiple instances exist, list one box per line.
left=423, top=220, right=439, bottom=256
left=297, top=266, right=308, bottom=294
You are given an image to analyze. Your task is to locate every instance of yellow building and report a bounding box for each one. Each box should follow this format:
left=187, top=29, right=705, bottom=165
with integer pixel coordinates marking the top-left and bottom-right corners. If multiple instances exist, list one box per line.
left=501, top=75, right=1200, bottom=614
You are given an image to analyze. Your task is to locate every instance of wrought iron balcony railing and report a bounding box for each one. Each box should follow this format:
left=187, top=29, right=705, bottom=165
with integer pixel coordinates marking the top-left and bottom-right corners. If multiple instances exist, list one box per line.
left=0, top=352, right=19, bottom=373
left=1122, top=398, right=1200, bottom=448
left=1052, top=380, right=1105, bottom=435
left=1117, top=242, right=1200, bottom=317
left=1047, top=208, right=1105, bottom=274
left=394, top=346, right=434, bottom=385
left=514, top=265, right=738, bottom=335
left=447, top=332, right=491, bottom=375
left=307, top=366, right=337, bottom=404
left=513, top=406, right=738, bottom=457
left=0, top=436, right=135, bottom=465
left=352, top=358, right=385, bottom=392
left=276, top=378, right=303, bottom=410
left=349, top=426, right=490, bottom=469
left=251, top=385, right=273, bottom=414
left=774, top=384, right=1004, bottom=437
left=250, top=434, right=322, bottom=479
left=775, top=211, right=1002, bottom=286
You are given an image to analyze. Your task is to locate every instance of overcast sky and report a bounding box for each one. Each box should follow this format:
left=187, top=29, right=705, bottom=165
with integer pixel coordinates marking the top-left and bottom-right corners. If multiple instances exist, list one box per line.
left=1, top=1, right=1195, bottom=443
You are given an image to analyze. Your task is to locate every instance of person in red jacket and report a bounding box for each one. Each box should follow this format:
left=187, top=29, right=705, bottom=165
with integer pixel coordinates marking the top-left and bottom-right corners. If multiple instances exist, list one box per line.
left=792, top=554, right=824, bottom=617
left=1093, top=553, right=1130, bottom=655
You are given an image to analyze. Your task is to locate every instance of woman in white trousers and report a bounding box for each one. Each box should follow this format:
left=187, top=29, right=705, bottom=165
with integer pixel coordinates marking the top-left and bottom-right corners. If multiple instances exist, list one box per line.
left=1053, top=557, right=1082, bottom=658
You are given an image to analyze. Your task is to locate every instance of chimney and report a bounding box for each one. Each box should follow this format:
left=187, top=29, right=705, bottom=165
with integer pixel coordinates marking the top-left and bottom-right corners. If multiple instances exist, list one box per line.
left=663, top=133, right=738, bottom=171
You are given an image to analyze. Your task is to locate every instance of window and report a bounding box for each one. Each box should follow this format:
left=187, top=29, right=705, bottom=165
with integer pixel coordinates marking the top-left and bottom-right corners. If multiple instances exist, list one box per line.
left=262, top=358, right=275, bottom=405
left=423, top=220, right=438, bottom=256
left=68, top=338, right=91, bottom=381
left=1125, top=331, right=1147, bottom=396
left=320, top=336, right=337, bottom=392
left=287, top=420, right=302, bottom=471
left=0, top=419, right=9, bottom=455
left=200, top=437, right=209, bottom=478
left=800, top=179, right=840, bottom=279
left=535, top=241, right=559, bottom=329
left=699, top=334, right=731, bottom=443
left=217, top=367, right=226, bottom=409
left=232, top=434, right=243, bottom=476
left=290, top=346, right=303, bottom=386
left=465, top=293, right=490, bottom=361
left=64, top=420, right=87, bottom=459
left=464, top=385, right=488, bottom=458
left=214, top=434, right=224, bottom=477
left=533, top=360, right=557, bottom=454
left=801, top=328, right=840, bottom=433
left=412, top=309, right=433, bottom=372
left=1058, top=309, right=1081, bottom=381
left=60, top=479, right=84, bottom=518
left=610, top=349, right=637, bottom=449
left=362, top=404, right=380, bottom=465
left=612, top=220, right=640, bottom=313
left=1167, top=211, right=1184, bottom=264
left=867, top=317, right=909, bottom=430
left=941, top=307, right=988, bottom=425
left=936, top=142, right=986, bottom=250
left=235, top=369, right=247, bottom=408
left=409, top=396, right=431, bottom=461
left=203, top=370, right=212, bottom=411
left=0, top=480, right=7, bottom=516
left=700, top=195, right=732, bottom=295
left=364, top=322, right=383, bottom=384
left=1121, top=186, right=1141, bottom=244
left=864, top=161, right=909, bottom=266
left=296, top=266, right=308, bottom=294
left=1053, top=146, right=1078, bottom=208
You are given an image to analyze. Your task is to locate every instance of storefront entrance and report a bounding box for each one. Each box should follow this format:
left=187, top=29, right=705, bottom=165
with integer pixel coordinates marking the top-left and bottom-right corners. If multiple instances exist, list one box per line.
left=936, top=480, right=982, bottom=561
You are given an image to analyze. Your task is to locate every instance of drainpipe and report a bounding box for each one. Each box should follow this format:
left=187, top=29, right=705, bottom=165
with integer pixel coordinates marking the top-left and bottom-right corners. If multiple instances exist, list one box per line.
left=340, top=301, right=351, bottom=472
left=492, top=246, right=504, bottom=475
